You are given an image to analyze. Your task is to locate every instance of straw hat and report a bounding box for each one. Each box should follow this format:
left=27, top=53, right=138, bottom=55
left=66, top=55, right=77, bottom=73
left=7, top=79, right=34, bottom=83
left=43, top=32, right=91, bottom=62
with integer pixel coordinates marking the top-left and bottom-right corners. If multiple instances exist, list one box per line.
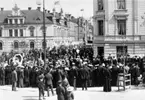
left=67, top=86, right=73, bottom=92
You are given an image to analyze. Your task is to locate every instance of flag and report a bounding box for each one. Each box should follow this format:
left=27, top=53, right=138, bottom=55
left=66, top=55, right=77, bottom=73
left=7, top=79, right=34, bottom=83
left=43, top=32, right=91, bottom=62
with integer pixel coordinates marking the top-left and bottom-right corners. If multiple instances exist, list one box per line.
left=80, top=9, right=84, bottom=11
left=54, top=1, right=60, bottom=5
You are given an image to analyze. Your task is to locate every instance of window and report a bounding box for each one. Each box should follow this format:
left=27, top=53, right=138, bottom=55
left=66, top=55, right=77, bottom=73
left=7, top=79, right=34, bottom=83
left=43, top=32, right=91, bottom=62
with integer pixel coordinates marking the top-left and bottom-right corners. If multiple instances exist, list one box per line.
left=20, top=29, right=23, bottom=37
left=29, top=26, right=35, bottom=37
left=9, top=29, right=13, bottom=37
left=30, top=41, right=35, bottom=49
left=14, top=19, right=18, bottom=24
left=0, top=42, right=3, bottom=50
left=20, top=19, right=23, bottom=24
left=98, top=20, right=104, bottom=36
left=117, top=20, right=126, bottom=35
left=14, top=41, right=19, bottom=49
left=0, top=29, right=2, bottom=37
left=14, top=29, right=18, bottom=37
left=117, top=0, right=126, bottom=9
left=98, top=0, right=104, bottom=10
left=9, top=19, right=12, bottom=24
left=97, top=47, right=104, bottom=57
left=40, top=26, right=47, bottom=36
left=117, top=46, right=127, bottom=58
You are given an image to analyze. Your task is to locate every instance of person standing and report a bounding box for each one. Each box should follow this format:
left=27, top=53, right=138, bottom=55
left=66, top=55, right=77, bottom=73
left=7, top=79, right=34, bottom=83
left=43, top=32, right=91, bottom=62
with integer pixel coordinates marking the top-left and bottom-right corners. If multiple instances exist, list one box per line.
left=24, top=66, right=30, bottom=87
left=12, top=67, right=18, bottom=91
left=0, top=66, right=5, bottom=85
left=111, top=65, right=119, bottom=86
left=56, top=81, right=66, bottom=100
left=45, top=68, right=54, bottom=97
left=79, top=62, right=89, bottom=90
left=103, top=64, right=112, bottom=92
left=19, top=68, right=24, bottom=88
left=37, top=71, right=45, bottom=100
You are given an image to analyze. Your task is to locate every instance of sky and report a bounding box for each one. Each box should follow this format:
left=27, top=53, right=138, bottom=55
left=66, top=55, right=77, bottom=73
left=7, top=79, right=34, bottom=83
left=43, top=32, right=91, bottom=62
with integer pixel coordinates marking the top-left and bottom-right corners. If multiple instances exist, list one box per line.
left=0, top=0, right=93, bottom=19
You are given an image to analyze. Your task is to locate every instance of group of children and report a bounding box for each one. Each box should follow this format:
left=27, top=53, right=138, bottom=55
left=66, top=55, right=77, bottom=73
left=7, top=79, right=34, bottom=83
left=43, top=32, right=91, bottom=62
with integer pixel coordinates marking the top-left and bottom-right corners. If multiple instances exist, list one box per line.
left=37, top=71, right=74, bottom=100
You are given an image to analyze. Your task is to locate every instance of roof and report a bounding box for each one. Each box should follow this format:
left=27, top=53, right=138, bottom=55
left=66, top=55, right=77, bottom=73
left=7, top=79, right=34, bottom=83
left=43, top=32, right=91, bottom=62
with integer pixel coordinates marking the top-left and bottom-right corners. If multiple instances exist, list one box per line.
left=0, top=10, right=11, bottom=24
left=0, top=9, right=53, bottom=24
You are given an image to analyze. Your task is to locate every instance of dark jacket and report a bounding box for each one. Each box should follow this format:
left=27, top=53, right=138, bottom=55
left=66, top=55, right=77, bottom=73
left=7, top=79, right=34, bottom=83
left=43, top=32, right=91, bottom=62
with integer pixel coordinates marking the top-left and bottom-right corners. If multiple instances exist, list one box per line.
left=79, top=67, right=89, bottom=80
left=45, top=72, right=53, bottom=85
left=12, top=70, right=17, bottom=82
left=56, top=85, right=65, bottom=100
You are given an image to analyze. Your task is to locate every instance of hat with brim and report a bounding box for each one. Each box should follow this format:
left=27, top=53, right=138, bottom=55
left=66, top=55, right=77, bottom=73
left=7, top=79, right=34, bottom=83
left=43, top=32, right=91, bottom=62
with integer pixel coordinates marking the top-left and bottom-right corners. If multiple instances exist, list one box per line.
left=88, top=64, right=93, bottom=67
left=57, top=80, right=62, bottom=84
left=67, top=86, right=73, bottom=91
left=95, top=64, right=99, bottom=67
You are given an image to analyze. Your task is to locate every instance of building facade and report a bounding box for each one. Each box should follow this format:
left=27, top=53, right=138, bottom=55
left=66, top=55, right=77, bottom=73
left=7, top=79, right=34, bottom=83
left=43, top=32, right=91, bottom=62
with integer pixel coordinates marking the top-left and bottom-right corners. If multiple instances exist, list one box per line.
left=0, top=4, right=79, bottom=54
left=93, top=0, right=145, bottom=58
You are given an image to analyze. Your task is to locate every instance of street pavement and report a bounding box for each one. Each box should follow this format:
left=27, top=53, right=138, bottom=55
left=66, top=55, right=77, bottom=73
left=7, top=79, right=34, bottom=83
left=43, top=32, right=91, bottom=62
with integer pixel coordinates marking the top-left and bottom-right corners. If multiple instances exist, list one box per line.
left=1, top=85, right=145, bottom=100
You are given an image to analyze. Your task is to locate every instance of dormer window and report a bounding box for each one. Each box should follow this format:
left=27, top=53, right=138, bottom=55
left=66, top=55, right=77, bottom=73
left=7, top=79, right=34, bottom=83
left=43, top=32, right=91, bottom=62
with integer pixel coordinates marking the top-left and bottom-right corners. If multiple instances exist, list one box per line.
left=9, top=19, right=12, bottom=24
left=14, top=19, right=18, bottom=24
left=20, top=19, right=23, bottom=24
left=29, top=26, right=35, bottom=37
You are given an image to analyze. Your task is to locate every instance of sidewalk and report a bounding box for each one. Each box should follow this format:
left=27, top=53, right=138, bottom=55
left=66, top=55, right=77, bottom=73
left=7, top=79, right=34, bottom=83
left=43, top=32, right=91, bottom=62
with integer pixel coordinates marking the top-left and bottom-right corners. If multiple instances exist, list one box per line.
left=1, top=85, right=145, bottom=100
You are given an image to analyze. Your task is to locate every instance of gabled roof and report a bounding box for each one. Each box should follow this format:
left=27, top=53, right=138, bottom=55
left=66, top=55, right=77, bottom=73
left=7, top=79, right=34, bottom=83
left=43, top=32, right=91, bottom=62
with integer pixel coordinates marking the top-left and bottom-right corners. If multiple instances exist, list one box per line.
left=0, top=10, right=11, bottom=24
left=0, top=9, right=53, bottom=24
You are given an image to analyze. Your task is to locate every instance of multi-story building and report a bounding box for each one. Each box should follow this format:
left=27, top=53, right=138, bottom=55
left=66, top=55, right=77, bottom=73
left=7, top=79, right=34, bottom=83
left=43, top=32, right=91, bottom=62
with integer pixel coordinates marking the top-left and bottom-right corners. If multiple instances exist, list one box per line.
left=0, top=4, right=79, bottom=54
left=93, top=0, right=145, bottom=58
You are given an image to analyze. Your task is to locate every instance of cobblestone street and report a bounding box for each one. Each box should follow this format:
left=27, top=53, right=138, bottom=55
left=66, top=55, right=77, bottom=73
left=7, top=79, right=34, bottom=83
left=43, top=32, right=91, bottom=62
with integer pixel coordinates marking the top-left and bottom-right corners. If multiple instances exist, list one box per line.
left=1, top=86, right=145, bottom=100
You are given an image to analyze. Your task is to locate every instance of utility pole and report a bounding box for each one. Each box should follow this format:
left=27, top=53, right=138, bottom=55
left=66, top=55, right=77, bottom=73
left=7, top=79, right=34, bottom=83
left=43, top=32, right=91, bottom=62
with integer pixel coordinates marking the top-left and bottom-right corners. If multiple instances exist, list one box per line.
left=43, top=0, right=46, bottom=69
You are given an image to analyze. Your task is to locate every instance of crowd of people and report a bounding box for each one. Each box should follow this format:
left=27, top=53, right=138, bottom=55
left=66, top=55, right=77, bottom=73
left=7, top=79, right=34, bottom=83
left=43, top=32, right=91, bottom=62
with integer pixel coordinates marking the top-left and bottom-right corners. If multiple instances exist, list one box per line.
left=0, top=45, right=145, bottom=99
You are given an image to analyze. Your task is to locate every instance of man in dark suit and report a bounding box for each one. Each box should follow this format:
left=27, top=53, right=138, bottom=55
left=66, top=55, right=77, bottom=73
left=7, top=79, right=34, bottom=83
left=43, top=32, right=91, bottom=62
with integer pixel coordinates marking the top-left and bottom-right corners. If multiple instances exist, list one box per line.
left=79, top=62, right=89, bottom=90
left=0, top=66, right=5, bottom=85
left=12, top=67, right=17, bottom=91
left=103, top=64, right=112, bottom=92
left=24, top=66, right=30, bottom=87
left=45, top=68, right=54, bottom=97
left=111, top=65, right=119, bottom=86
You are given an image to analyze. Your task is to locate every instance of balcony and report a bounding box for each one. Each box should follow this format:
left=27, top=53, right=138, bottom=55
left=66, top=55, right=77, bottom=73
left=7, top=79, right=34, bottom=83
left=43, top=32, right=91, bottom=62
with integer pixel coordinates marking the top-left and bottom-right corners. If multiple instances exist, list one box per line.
left=93, top=35, right=145, bottom=44
left=94, top=10, right=105, bottom=20
left=105, top=35, right=141, bottom=41
left=114, top=9, right=129, bottom=20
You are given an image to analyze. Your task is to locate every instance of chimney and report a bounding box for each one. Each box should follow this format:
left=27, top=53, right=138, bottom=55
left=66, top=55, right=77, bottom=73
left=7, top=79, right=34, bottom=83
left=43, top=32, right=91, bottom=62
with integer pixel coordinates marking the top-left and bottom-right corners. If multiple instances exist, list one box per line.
left=1, top=8, right=4, bottom=11
left=37, top=7, right=41, bottom=11
left=28, top=7, right=31, bottom=10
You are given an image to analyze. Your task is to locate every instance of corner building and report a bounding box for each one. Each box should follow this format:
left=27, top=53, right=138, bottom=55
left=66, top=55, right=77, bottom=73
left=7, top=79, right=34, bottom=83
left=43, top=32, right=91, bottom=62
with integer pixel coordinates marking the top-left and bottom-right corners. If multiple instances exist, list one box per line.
left=0, top=5, right=79, bottom=54
left=93, top=0, right=145, bottom=58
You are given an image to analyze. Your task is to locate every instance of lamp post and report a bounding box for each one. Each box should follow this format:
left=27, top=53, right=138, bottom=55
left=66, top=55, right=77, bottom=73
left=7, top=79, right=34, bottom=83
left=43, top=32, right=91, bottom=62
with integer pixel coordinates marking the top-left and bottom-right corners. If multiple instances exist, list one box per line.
left=36, top=0, right=46, bottom=69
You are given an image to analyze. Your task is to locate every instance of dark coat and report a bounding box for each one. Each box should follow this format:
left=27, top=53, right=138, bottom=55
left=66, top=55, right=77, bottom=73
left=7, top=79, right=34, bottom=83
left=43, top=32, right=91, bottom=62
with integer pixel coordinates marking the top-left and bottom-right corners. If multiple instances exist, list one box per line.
left=111, top=67, right=119, bottom=86
left=97, top=66, right=104, bottom=86
left=56, top=85, right=65, bottom=100
left=12, top=70, right=17, bottom=82
left=45, top=72, right=53, bottom=85
left=79, top=67, right=89, bottom=80
left=103, top=67, right=112, bottom=92
left=0, top=67, right=5, bottom=79
left=24, top=68, right=30, bottom=83
left=37, top=74, right=45, bottom=89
